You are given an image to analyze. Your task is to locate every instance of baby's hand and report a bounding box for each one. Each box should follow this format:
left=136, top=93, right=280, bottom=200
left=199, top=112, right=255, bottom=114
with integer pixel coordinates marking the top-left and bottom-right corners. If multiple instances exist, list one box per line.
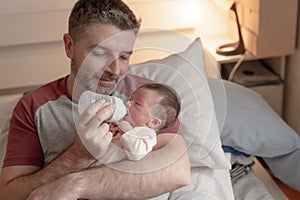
left=120, top=127, right=157, bottom=161
left=109, top=122, right=124, bottom=139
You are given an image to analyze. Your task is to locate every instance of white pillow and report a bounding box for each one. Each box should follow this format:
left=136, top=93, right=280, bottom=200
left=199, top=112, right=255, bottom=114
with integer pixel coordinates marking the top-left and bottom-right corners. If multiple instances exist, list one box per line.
left=208, top=77, right=300, bottom=191
left=117, top=38, right=231, bottom=170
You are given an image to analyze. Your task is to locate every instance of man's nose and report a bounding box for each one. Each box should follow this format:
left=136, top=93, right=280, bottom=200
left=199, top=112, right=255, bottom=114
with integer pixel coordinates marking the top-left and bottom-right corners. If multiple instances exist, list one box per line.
left=107, top=59, right=120, bottom=75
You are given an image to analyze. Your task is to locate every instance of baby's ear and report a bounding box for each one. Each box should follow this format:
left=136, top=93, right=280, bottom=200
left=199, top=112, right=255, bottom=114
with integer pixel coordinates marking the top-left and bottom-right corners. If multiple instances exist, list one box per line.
left=148, top=117, right=162, bottom=130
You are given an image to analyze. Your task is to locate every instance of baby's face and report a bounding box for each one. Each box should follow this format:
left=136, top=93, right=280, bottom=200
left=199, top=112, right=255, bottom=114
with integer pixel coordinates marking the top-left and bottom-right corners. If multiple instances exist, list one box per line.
left=125, top=88, right=162, bottom=127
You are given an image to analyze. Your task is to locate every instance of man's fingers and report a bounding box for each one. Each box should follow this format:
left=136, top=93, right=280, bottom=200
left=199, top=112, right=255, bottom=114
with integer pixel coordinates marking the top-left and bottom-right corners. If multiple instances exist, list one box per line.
left=78, top=99, right=106, bottom=125
left=87, top=106, right=113, bottom=129
left=77, top=123, right=113, bottom=160
left=83, top=122, right=109, bottom=139
left=95, top=104, right=114, bottom=123
left=104, top=131, right=113, bottom=143
left=98, top=123, right=110, bottom=137
left=77, top=101, right=114, bottom=130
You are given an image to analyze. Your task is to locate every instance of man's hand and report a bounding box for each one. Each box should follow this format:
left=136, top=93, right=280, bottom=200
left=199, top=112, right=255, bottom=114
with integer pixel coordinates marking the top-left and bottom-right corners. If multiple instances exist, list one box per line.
left=74, top=98, right=114, bottom=161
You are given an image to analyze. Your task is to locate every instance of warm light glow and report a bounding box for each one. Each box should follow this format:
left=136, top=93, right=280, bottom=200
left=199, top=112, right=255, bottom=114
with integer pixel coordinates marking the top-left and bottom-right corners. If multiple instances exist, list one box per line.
left=126, top=0, right=200, bottom=31
left=212, top=0, right=235, bottom=10
left=197, top=0, right=232, bottom=39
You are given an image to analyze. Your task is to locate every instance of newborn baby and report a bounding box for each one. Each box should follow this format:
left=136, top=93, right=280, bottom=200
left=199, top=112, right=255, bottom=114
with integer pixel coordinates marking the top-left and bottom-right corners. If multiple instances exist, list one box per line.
left=78, top=83, right=180, bottom=164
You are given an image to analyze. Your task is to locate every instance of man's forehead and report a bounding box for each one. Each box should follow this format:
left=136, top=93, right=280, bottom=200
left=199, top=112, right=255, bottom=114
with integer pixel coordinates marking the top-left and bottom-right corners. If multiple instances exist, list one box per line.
left=97, top=30, right=136, bottom=51
left=83, top=24, right=137, bottom=54
left=94, top=44, right=133, bottom=55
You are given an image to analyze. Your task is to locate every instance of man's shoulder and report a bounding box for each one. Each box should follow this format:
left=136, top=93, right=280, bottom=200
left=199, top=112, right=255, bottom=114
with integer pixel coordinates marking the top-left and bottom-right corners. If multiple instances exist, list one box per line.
left=17, top=76, right=69, bottom=112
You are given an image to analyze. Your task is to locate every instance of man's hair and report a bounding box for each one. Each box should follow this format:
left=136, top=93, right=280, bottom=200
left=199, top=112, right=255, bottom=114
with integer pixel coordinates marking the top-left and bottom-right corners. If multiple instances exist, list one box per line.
left=136, top=83, right=181, bottom=130
left=69, top=0, right=141, bottom=42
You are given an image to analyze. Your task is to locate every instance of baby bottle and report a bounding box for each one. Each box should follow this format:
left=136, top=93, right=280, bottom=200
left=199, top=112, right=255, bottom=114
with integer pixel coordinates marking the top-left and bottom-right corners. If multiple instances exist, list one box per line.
left=78, top=90, right=126, bottom=122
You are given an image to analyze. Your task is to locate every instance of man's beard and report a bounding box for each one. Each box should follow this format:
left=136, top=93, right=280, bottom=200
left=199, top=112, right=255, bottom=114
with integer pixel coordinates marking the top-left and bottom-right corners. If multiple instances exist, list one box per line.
left=71, top=59, right=119, bottom=95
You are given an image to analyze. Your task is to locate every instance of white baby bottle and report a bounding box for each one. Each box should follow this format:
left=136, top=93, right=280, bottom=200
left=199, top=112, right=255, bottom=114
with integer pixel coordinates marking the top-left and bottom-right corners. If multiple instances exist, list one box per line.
left=78, top=90, right=126, bottom=122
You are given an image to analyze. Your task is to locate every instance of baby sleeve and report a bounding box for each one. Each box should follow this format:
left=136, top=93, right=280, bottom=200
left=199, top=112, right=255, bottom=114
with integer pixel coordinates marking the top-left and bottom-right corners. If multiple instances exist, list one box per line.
left=120, top=126, right=157, bottom=161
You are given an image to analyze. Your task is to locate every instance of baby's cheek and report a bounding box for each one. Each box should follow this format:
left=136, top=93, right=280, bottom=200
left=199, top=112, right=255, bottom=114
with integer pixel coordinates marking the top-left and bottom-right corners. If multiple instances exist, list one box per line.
left=135, top=115, right=149, bottom=126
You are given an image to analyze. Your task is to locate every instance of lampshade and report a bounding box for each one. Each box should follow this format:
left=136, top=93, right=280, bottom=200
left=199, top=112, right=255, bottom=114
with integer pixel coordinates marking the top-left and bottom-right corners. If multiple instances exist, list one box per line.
left=213, top=0, right=235, bottom=11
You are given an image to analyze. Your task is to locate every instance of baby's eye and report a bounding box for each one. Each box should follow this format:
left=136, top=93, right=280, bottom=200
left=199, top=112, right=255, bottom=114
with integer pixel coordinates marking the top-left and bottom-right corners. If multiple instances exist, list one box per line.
left=135, top=102, right=142, bottom=107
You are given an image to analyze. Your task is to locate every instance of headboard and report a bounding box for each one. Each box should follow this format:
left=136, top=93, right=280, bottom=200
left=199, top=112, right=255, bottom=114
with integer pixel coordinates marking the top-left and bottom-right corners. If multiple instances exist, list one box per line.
left=0, top=0, right=200, bottom=103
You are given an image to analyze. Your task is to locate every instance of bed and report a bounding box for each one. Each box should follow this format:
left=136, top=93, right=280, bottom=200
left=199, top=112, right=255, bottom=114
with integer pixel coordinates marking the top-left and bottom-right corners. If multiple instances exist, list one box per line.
left=0, top=36, right=299, bottom=199
left=114, top=36, right=299, bottom=199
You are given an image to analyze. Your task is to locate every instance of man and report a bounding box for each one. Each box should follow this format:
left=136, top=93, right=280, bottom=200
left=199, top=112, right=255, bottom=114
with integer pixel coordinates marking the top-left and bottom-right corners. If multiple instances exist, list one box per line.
left=0, top=0, right=190, bottom=199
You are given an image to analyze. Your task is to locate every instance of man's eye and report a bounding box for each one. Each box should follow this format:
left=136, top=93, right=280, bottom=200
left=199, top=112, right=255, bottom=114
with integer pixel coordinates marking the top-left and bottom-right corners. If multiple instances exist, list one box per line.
left=93, top=51, right=105, bottom=56
left=120, top=55, right=130, bottom=60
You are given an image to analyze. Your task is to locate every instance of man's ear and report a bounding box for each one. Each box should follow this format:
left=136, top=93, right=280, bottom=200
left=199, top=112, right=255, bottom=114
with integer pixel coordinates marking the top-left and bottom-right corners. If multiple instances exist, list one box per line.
left=63, top=33, right=73, bottom=59
left=148, top=117, right=162, bottom=130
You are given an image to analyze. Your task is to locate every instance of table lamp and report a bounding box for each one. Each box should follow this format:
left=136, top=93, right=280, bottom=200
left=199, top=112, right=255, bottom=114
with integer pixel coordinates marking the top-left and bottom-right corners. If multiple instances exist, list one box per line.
left=216, top=1, right=245, bottom=56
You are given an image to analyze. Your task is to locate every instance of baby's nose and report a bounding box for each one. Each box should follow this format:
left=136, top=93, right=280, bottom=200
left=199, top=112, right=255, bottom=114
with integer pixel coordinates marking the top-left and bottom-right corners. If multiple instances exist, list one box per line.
left=126, top=100, right=132, bottom=107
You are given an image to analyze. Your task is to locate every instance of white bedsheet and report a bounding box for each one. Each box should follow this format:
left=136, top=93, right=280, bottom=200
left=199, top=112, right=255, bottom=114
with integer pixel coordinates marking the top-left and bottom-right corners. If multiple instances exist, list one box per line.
left=232, top=157, right=288, bottom=200
left=150, top=164, right=284, bottom=200
left=233, top=171, right=274, bottom=200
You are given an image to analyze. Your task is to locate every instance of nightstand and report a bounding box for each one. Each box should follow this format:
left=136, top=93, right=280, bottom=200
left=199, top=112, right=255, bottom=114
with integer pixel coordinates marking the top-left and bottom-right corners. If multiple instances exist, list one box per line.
left=203, top=37, right=285, bottom=116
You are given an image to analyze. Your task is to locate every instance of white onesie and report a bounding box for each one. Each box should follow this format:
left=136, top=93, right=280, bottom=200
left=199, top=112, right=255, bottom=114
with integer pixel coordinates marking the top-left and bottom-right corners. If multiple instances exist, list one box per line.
left=97, top=123, right=157, bottom=165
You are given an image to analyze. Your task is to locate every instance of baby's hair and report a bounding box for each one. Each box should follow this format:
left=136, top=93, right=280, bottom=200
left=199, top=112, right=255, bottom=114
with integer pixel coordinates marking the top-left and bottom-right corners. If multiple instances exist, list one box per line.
left=135, top=83, right=181, bottom=130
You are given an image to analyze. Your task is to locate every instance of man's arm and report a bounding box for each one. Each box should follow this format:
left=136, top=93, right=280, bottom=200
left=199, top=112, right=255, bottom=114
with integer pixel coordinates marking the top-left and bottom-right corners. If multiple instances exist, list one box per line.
left=96, top=133, right=190, bottom=200
left=0, top=135, right=97, bottom=200
left=1, top=99, right=190, bottom=200
left=27, top=133, right=190, bottom=200
left=0, top=100, right=113, bottom=200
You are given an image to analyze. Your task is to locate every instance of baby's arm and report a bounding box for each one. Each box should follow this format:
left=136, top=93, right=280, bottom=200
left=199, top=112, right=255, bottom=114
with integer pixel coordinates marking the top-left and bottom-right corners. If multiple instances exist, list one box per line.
left=120, top=127, right=157, bottom=161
